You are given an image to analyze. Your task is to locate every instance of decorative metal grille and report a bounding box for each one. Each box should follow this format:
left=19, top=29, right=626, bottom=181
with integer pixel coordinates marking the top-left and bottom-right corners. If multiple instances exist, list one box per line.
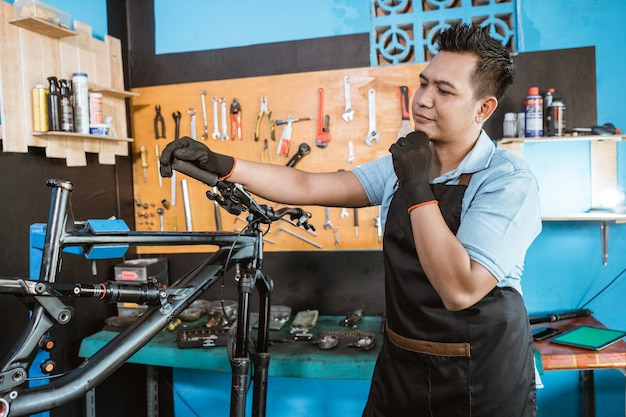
left=370, top=0, right=516, bottom=66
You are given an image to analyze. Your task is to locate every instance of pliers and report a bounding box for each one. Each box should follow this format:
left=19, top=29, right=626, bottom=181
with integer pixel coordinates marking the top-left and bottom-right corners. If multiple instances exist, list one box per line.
left=154, top=105, right=166, bottom=139
left=254, top=96, right=275, bottom=142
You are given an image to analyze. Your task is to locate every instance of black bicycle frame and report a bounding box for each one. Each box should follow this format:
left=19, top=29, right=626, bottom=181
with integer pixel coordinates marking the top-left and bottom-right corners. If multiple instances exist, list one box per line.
left=0, top=179, right=275, bottom=417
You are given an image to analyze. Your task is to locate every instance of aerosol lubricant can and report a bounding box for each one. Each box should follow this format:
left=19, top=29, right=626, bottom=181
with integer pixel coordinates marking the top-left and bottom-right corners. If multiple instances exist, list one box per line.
left=72, top=72, right=89, bottom=134
left=524, top=86, right=543, bottom=137
left=547, top=98, right=566, bottom=137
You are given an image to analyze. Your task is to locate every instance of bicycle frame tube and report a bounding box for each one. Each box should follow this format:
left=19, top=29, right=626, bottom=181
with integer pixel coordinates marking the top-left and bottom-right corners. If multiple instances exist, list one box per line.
left=0, top=179, right=268, bottom=417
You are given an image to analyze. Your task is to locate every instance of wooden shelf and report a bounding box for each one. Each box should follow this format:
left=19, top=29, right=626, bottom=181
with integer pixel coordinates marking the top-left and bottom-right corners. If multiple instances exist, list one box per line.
left=91, top=88, right=139, bottom=99
left=9, top=16, right=75, bottom=38
left=499, top=134, right=625, bottom=145
left=32, top=131, right=133, bottom=143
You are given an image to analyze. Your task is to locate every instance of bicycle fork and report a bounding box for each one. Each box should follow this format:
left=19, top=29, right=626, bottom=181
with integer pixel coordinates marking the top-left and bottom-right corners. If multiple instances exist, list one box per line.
left=230, top=266, right=273, bottom=417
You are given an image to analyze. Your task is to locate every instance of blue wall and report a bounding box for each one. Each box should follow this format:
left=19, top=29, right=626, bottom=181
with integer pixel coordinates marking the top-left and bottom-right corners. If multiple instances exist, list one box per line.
left=8, top=0, right=626, bottom=415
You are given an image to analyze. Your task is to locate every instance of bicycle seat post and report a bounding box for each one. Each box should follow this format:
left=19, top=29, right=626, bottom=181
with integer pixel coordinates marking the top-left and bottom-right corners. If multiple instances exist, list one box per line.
left=41, top=179, right=74, bottom=283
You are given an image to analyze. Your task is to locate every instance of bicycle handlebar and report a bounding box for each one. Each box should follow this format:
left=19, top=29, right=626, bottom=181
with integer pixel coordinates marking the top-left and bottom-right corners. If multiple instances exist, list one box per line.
left=171, top=159, right=218, bottom=186
left=170, top=159, right=315, bottom=231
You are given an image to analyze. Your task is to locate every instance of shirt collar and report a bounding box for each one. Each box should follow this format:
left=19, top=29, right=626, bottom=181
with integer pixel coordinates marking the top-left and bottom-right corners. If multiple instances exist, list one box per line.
left=432, top=130, right=495, bottom=183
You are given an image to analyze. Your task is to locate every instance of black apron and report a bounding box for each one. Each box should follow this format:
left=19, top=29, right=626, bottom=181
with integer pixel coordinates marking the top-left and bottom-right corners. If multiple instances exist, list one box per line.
left=363, top=176, right=536, bottom=417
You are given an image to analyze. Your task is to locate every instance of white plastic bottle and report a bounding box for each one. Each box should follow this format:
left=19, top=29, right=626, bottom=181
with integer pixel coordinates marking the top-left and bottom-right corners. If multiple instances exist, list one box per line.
left=72, top=73, right=89, bottom=134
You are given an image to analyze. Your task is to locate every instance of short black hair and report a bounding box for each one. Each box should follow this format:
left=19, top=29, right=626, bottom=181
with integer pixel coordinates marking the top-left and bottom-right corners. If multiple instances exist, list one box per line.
left=436, top=23, right=515, bottom=100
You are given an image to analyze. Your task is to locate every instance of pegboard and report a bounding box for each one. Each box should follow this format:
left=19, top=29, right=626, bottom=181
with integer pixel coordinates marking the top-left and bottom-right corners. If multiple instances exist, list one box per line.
left=130, top=62, right=427, bottom=252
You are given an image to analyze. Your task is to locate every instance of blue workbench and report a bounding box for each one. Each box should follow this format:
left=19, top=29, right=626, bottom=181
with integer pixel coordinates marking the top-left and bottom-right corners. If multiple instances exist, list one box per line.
left=80, top=316, right=382, bottom=416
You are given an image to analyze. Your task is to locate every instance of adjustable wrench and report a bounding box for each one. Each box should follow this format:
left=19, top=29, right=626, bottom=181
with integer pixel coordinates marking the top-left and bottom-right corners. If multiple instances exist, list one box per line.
left=342, top=76, right=355, bottom=122
left=212, top=97, right=220, bottom=139
left=219, top=97, right=229, bottom=141
left=364, top=88, right=380, bottom=147
left=200, top=90, right=208, bottom=140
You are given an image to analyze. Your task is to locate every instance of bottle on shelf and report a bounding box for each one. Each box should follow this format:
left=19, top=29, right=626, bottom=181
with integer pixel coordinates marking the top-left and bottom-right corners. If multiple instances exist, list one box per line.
left=46, top=76, right=61, bottom=131
left=543, top=88, right=554, bottom=135
left=59, top=79, right=74, bottom=132
left=547, top=93, right=566, bottom=137
left=72, top=72, right=89, bottom=134
left=32, top=84, right=48, bottom=132
left=524, top=86, right=543, bottom=138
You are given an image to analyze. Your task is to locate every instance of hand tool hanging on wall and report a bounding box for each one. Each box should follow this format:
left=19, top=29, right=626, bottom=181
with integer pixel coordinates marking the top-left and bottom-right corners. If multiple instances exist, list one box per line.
left=375, top=206, right=382, bottom=242
left=285, top=142, right=311, bottom=167
left=324, top=207, right=332, bottom=230
left=188, top=107, right=197, bottom=140
left=347, top=140, right=355, bottom=164
left=181, top=179, right=193, bottom=231
left=230, top=98, right=242, bottom=140
left=365, top=89, right=380, bottom=147
left=211, top=97, right=220, bottom=139
left=261, top=139, right=272, bottom=163
left=154, top=105, right=165, bottom=139
left=200, top=90, right=208, bottom=140
left=353, top=208, right=359, bottom=238
left=315, top=88, right=332, bottom=148
left=275, top=227, right=322, bottom=249
left=342, top=75, right=355, bottom=122
left=173, top=111, right=181, bottom=140
left=155, top=144, right=163, bottom=187
left=397, top=86, right=412, bottom=139
left=219, top=98, right=229, bottom=141
left=171, top=111, right=182, bottom=206
left=140, top=145, right=148, bottom=183
left=276, top=116, right=311, bottom=157
left=255, top=96, right=275, bottom=142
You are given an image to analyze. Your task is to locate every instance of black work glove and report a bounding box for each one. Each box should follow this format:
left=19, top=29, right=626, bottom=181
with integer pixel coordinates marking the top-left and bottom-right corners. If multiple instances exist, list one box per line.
left=389, top=131, right=435, bottom=211
left=159, top=136, right=235, bottom=179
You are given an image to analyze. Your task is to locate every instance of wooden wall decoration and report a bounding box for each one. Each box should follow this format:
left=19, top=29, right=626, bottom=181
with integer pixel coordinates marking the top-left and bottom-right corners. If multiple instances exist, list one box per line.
left=0, top=2, right=132, bottom=166
left=130, top=63, right=428, bottom=252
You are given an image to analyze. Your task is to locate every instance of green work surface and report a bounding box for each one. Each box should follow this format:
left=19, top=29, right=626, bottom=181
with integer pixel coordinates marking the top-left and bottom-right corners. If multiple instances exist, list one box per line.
left=79, top=315, right=382, bottom=380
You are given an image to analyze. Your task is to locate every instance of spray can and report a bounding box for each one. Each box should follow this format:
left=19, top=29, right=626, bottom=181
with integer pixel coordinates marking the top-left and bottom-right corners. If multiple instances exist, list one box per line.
left=543, top=88, right=554, bottom=134
left=46, top=76, right=61, bottom=131
left=547, top=98, right=566, bottom=137
left=72, top=72, right=90, bottom=134
left=524, top=86, right=543, bottom=137
left=32, top=84, right=48, bottom=132
left=59, top=79, right=74, bottom=132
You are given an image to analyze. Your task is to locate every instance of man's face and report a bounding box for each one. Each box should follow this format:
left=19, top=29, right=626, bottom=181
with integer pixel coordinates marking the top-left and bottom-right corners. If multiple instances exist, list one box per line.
left=411, top=51, right=482, bottom=143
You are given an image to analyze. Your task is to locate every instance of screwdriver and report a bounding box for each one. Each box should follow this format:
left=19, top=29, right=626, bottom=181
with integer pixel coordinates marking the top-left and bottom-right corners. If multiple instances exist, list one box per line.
left=140, top=145, right=148, bottom=183
left=354, top=208, right=359, bottom=238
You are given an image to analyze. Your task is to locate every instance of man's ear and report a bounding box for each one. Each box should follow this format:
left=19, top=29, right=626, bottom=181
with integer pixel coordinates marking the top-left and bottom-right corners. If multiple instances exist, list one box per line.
left=475, top=96, right=498, bottom=124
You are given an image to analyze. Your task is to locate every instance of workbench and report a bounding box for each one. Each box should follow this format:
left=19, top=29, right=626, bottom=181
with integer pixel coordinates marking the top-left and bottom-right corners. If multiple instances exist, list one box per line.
left=80, top=314, right=626, bottom=417
left=532, top=315, right=626, bottom=417
left=80, top=315, right=382, bottom=417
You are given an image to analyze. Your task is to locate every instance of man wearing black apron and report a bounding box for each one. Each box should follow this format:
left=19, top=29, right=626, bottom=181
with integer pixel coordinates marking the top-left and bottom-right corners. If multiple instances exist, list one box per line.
left=160, top=23, right=541, bottom=417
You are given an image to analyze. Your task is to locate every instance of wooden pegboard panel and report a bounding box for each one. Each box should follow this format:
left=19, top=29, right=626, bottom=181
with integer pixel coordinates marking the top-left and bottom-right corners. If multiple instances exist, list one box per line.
left=130, top=62, right=427, bottom=252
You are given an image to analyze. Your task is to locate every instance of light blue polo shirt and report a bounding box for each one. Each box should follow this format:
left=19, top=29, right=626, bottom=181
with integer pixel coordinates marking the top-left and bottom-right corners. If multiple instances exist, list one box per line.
left=352, top=131, right=542, bottom=295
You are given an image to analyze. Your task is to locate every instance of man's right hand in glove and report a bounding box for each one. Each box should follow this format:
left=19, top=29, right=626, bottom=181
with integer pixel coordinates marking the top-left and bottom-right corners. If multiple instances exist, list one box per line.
left=159, top=137, right=235, bottom=180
